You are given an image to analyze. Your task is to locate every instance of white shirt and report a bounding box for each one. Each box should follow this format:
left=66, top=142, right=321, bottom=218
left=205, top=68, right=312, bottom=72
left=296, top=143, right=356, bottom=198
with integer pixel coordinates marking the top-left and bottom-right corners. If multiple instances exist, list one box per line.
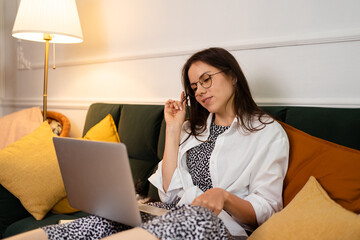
left=149, top=113, right=289, bottom=236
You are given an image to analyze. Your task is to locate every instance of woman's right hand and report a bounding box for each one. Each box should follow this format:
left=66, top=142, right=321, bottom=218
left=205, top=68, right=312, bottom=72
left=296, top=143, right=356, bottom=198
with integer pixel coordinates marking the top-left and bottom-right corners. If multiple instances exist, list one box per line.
left=162, top=92, right=187, bottom=192
left=164, top=91, right=187, bottom=128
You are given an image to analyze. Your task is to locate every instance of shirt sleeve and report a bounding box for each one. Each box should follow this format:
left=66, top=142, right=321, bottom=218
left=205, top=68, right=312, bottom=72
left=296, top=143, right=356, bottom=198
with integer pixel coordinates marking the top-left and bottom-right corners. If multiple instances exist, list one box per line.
left=148, top=160, right=184, bottom=203
left=244, top=136, right=289, bottom=225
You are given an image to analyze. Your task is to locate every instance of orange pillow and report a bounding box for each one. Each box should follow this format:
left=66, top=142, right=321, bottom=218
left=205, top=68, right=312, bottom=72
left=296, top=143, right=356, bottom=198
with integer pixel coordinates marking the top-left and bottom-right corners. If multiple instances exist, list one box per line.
left=280, top=122, right=360, bottom=214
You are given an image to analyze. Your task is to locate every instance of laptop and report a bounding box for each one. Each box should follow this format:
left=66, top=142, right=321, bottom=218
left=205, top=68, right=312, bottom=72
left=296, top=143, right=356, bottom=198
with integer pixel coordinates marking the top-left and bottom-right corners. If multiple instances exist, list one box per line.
left=53, top=137, right=168, bottom=227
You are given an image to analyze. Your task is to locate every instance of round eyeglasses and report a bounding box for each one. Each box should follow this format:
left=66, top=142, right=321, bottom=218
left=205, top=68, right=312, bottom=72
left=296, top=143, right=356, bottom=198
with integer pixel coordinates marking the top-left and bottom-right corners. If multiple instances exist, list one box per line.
left=186, top=71, right=223, bottom=97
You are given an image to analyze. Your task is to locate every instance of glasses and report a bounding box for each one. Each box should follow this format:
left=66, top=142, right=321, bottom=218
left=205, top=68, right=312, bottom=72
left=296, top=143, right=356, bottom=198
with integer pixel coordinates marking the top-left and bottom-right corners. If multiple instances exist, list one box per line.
left=187, top=71, right=223, bottom=97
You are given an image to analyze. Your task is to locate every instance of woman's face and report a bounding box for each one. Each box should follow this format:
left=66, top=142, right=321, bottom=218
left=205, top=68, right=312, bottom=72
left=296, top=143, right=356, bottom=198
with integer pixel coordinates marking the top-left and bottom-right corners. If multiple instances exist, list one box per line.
left=188, top=61, right=235, bottom=116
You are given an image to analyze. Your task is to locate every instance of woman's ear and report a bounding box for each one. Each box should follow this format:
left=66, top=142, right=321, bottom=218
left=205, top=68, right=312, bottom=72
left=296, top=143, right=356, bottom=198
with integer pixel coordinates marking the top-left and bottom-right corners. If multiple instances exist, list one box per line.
left=232, top=77, right=237, bottom=85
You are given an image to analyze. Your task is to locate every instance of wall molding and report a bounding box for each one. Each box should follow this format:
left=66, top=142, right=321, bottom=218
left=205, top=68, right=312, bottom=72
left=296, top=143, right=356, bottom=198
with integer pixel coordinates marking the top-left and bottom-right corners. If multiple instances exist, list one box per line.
left=0, top=97, right=166, bottom=111
left=2, top=97, right=360, bottom=110
left=21, top=29, right=360, bottom=70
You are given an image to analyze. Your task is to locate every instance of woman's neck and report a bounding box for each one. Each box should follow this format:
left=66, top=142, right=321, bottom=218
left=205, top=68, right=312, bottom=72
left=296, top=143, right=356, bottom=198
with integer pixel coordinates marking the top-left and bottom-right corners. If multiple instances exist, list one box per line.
left=213, top=113, right=236, bottom=126
left=213, top=92, right=236, bottom=126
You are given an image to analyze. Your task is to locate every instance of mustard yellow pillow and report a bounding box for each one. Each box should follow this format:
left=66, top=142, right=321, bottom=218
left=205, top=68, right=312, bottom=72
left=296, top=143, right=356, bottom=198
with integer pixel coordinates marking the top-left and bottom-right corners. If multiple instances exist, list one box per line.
left=52, top=114, right=120, bottom=214
left=83, top=114, right=120, bottom=143
left=0, top=121, right=66, bottom=220
left=51, top=197, right=78, bottom=214
left=248, top=176, right=360, bottom=240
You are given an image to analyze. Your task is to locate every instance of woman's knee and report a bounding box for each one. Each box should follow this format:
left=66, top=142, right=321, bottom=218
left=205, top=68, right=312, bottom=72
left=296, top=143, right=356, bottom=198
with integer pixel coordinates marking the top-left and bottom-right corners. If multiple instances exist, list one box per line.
left=141, top=205, right=230, bottom=239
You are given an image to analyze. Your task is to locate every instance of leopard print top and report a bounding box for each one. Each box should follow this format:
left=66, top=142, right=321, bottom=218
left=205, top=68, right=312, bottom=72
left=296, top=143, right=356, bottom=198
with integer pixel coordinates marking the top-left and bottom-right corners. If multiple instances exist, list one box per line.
left=187, top=121, right=230, bottom=192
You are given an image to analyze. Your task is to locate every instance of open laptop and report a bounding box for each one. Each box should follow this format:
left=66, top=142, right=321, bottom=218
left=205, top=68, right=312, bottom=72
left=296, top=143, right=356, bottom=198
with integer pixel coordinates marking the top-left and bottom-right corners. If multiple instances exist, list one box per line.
left=53, top=137, right=168, bottom=227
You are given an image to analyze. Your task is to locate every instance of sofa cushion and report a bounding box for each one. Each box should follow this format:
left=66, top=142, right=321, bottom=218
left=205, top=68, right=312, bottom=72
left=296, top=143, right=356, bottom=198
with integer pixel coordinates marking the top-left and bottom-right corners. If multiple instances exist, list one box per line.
left=280, top=122, right=360, bottom=213
left=157, top=119, right=166, bottom=161
left=248, top=176, right=360, bottom=240
left=118, top=105, right=163, bottom=162
left=129, top=158, right=158, bottom=196
left=260, top=106, right=287, bottom=122
left=0, top=185, right=30, bottom=237
left=116, top=105, right=163, bottom=196
left=285, top=107, right=360, bottom=150
left=118, top=105, right=164, bottom=196
left=0, top=121, right=66, bottom=220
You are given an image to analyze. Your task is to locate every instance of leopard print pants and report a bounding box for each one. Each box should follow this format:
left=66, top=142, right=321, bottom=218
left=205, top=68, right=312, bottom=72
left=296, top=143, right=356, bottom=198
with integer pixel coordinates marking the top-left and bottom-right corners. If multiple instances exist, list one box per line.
left=42, top=205, right=234, bottom=240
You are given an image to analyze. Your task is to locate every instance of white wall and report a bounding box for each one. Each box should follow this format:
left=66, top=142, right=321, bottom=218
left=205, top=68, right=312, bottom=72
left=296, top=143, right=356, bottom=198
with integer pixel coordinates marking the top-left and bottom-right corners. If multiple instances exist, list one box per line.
left=1, top=0, right=360, bottom=137
left=0, top=0, right=5, bottom=117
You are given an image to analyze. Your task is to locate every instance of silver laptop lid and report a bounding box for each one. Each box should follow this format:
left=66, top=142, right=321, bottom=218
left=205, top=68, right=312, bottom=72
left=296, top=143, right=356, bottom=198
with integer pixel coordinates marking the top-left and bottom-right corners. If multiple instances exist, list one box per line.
left=53, top=137, right=142, bottom=227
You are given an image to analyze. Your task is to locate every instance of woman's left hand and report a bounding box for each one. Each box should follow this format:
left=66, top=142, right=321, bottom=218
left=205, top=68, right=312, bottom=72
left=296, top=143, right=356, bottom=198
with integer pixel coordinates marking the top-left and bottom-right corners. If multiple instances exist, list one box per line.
left=191, top=188, right=228, bottom=216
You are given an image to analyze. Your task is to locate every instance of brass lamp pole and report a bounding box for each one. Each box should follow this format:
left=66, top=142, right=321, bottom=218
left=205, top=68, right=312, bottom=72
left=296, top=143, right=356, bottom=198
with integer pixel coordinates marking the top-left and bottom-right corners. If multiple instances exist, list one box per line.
left=43, top=34, right=52, bottom=121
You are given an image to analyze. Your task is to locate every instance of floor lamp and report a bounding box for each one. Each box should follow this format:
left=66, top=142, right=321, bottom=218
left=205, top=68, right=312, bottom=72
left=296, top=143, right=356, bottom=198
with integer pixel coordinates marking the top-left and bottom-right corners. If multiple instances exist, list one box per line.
left=12, top=0, right=83, bottom=121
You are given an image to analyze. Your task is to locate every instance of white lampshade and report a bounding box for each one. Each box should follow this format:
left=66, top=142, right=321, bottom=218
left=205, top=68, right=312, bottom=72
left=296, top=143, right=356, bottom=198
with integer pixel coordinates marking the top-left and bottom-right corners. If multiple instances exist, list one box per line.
left=12, top=0, right=83, bottom=43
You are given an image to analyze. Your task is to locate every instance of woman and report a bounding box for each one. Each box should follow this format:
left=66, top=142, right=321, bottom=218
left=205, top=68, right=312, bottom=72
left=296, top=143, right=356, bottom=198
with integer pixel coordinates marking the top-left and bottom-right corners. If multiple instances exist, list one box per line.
left=8, top=48, right=289, bottom=240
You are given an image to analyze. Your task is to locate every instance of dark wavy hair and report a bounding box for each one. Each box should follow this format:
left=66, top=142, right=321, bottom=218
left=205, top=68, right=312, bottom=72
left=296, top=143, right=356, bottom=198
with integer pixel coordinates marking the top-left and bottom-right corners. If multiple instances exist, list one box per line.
left=182, top=47, right=271, bottom=137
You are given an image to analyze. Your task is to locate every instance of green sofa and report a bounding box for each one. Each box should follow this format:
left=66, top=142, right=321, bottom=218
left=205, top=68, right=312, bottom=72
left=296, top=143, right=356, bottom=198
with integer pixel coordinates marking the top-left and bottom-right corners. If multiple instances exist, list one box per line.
left=1, top=103, right=359, bottom=238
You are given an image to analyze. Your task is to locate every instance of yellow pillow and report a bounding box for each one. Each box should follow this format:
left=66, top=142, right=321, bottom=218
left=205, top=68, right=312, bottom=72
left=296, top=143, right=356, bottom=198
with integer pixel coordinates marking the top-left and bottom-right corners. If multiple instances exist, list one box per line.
left=0, top=121, right=66, bottom=220
left=83, top=114, right=120, bottom=143
left=248, top=176, right=360, bottom=240
left=51, top=114, right=120, bottom=214
left=51, top=197, right=78, bottom=214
